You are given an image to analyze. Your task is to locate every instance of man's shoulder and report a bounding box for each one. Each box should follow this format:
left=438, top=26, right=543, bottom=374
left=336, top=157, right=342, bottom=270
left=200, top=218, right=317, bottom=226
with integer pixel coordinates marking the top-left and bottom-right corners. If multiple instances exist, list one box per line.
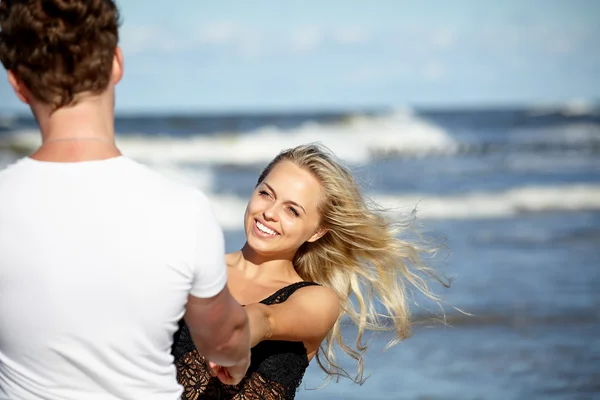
left=0, top=157, right=28, bottom=179
left=124, top=158, right=212, bottom=210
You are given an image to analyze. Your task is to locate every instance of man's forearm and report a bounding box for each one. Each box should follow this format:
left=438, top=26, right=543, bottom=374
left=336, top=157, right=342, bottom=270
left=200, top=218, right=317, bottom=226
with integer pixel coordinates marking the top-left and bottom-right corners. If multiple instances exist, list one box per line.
left=194, top=305, right=251, bottom=367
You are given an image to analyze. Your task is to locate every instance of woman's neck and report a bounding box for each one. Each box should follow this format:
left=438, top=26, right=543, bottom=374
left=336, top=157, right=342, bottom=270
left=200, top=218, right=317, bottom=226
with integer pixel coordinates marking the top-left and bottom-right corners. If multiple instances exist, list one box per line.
left=230, top=246, right=299, bottom=282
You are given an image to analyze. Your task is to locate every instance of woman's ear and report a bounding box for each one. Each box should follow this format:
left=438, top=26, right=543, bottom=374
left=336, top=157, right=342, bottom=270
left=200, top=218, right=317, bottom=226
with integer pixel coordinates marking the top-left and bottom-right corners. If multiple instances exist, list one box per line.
left=307, top=227, right=328, bottom=243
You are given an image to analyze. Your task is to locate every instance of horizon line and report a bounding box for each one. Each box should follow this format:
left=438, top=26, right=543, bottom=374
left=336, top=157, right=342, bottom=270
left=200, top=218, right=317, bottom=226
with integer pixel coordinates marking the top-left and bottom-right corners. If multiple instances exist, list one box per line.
left=1, top=99, right=599, bottom=119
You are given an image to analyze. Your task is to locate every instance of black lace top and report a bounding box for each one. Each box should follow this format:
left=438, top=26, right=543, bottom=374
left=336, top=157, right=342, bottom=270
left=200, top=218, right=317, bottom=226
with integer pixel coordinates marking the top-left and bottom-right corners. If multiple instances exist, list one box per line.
left=172, top=281, right=319, bottom=400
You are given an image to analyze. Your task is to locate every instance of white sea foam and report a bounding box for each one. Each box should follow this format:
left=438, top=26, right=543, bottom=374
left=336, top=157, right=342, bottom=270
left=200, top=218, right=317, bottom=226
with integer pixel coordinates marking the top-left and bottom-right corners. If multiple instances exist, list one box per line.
left=527, top=99, right=600, bottom=117
left=149, top=163, right=214, bottom=193
left=557, top=99, right=600, bottom=117
left=509, top=123, right=600, bottom=146
left=368, top=184, right=600, bottom=220
left=118, top=109, right=458, bottom=165
left=208, top=184, right=600, bottom=230
left=0, top=110, right=459, bottom=165
left=505, top=153, right=600, bottom=172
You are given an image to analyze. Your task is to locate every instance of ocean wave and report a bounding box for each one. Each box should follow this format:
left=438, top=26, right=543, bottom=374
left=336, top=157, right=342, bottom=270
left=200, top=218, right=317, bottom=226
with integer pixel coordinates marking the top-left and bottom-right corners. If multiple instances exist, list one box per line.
left=436, top=123, right=600, bottom=157
left=0, top=110, right=459, bottom=164
left=208, top=184, right=600, bottom=230
left=527, top=99, right=600, bottom=118
left=509, top=122, right=600, bottom=146
left=3, top=116, right=599, bottom=168
left=410, top=310, right=600, bottom=328
left=0, top=115, right=15, bottom=131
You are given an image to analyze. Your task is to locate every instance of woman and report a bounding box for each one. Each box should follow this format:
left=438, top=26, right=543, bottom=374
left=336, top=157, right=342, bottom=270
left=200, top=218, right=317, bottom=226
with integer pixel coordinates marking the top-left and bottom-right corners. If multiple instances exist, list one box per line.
left=172, top=143, right=449, bottom=399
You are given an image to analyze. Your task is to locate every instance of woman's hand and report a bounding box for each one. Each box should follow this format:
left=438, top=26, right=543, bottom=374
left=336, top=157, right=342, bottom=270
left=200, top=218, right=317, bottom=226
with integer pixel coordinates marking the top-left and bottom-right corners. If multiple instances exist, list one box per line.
left=207, top=352, right=251, bottom=385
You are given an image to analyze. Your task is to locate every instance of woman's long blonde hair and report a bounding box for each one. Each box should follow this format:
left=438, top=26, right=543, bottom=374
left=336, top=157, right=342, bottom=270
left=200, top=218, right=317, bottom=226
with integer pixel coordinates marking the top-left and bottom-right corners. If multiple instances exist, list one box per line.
left=257, top=143, right=451, bottom=384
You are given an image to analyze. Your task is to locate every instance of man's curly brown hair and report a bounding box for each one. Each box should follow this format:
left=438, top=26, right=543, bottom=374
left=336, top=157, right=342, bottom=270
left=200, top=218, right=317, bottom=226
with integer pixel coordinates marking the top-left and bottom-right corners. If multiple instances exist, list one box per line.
left=0, top=0, right=121, bottom=110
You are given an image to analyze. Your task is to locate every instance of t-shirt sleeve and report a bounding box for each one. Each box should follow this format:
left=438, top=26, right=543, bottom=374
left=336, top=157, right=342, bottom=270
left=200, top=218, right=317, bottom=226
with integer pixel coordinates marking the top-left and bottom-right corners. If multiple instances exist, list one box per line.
left=189, top=194, right=228, bottom=298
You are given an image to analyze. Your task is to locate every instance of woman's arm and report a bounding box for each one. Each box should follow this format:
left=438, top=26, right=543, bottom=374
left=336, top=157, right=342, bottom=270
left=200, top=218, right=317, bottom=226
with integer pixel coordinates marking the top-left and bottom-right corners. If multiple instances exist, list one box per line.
left=244, top=285, right=340, bottom=348
left=243, top=304, right=271, bottom=347
left=208, top=285, right=339, bottom=382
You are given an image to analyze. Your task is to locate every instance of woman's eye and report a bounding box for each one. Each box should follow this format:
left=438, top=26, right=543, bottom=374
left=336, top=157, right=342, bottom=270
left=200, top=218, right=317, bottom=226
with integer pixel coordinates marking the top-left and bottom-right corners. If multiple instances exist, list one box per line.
left=288, top=207, right=299, bottom=217
left=258, top=190, right=270, bottom=197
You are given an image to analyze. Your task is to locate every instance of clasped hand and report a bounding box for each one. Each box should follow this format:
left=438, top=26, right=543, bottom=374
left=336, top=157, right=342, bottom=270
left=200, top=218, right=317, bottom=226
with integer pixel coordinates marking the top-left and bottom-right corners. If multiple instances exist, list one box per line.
left=207, top=353, right=251, bottom=385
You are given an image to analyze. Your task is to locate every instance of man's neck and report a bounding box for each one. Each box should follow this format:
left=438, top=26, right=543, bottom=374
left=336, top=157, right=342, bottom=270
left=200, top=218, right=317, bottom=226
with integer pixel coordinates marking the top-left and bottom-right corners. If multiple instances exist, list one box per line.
left=29, top=141, right=122, bottom=163
left=30, top=94, right=121, bottom=162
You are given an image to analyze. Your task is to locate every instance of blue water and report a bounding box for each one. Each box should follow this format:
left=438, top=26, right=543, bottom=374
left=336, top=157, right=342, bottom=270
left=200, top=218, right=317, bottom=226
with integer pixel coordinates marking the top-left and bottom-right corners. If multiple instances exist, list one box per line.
left=1, top=106, right=599, bottom=399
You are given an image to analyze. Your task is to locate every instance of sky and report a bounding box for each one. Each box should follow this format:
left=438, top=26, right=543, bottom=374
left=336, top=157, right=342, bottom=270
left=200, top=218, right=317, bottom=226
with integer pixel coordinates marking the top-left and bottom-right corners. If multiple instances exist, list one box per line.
left=1, top=0, right=599, bottom=114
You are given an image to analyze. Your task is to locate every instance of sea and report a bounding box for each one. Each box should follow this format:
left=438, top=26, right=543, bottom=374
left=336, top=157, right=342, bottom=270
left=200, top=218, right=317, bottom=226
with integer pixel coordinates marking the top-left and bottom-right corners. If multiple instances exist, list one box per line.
left=1, top=105, right=599, bottom=400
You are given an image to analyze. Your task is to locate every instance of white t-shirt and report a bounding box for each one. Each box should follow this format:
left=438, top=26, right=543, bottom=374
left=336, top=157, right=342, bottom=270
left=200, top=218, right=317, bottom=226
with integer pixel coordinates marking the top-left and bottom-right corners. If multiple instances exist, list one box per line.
left=0, top=156, right=227, bottom=400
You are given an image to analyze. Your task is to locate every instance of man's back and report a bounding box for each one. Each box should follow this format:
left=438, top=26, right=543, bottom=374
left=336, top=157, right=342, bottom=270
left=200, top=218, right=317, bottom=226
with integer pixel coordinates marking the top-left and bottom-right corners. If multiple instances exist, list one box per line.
left=0, top=156, right=227, bottom=399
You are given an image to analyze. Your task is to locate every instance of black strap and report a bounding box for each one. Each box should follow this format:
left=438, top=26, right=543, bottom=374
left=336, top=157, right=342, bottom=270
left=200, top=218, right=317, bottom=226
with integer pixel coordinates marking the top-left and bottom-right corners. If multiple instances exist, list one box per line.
left=259, top=281, right=319, bottom=305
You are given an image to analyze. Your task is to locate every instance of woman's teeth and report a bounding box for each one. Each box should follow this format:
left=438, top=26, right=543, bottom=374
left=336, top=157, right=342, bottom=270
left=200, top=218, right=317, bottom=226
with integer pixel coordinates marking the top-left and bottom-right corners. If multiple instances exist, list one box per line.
left=256, top=220, right=277, bottom=235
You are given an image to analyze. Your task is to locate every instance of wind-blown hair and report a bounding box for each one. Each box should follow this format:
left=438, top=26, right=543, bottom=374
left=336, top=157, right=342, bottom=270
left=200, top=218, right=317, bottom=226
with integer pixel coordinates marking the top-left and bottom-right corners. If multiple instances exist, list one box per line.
left=0, top=0, right=120, bottom=110
left=257, top=143, right=450, bottom=384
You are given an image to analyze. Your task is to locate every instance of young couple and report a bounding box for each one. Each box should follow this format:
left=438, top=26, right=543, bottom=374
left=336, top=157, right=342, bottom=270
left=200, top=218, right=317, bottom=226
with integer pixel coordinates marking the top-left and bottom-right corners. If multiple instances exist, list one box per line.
left=0, top=1, right=448, bottom=399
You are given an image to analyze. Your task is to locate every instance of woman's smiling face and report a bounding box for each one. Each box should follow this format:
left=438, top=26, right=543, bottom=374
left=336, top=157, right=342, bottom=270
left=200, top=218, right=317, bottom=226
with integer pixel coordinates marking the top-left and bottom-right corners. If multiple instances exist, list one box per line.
left=244, top=161, right=325, bottom=259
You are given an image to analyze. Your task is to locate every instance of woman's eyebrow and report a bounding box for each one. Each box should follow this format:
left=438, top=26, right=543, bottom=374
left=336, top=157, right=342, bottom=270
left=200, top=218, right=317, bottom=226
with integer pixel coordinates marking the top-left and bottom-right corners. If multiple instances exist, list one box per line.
left=263, top=182, right=306, bottom=213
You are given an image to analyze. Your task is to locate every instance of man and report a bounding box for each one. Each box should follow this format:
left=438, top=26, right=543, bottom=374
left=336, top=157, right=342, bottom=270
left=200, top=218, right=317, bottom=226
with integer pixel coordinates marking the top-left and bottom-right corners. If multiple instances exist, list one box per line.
left=0, top=1, right=250, bottom=399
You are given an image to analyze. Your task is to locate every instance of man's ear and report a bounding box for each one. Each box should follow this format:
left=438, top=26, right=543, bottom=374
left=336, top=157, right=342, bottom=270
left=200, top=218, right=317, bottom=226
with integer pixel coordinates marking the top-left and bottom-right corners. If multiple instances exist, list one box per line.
left=111, top=46, right=124, bottom=85
left=307, top=227, right=328, bottom=243
left=7, top=71, right=30, bottom=104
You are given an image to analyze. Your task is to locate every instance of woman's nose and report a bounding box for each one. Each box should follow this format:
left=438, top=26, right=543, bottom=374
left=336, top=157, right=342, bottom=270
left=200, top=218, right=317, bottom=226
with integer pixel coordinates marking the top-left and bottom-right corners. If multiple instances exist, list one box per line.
left=263, top=203, right=279, bottom=221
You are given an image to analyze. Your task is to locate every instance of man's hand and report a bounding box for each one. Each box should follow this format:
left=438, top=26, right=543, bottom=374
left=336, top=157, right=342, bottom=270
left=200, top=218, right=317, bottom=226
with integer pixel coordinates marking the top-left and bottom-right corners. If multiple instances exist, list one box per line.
left=208, top=352, right=251, bottom=385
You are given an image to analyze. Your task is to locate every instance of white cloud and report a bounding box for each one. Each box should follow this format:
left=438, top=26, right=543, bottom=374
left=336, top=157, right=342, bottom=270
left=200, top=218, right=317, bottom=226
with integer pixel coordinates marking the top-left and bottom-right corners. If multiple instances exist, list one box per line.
left=238, top=30, right=263, bottom=59
left=288, top=26, right=371, bottom=53
left=195, top=22, right=238, bottom=45
left=344, top=64, right=408, bottom=86
left=423, top=62, right=446, bottom=82
left=193, top=22, right=264, bottom=58
left=475, top=24, right=588, bottom=58
left=120, top=22, right=265, bottom=59
left=120, top=25, right=183, bottom=53
left=290, top=26, right=324, bottom=52
left=331, top=28, right=369, bottom=45
left=546, top=37, right=576, bottom=55
left=431, top=29, right=455, bottom=48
